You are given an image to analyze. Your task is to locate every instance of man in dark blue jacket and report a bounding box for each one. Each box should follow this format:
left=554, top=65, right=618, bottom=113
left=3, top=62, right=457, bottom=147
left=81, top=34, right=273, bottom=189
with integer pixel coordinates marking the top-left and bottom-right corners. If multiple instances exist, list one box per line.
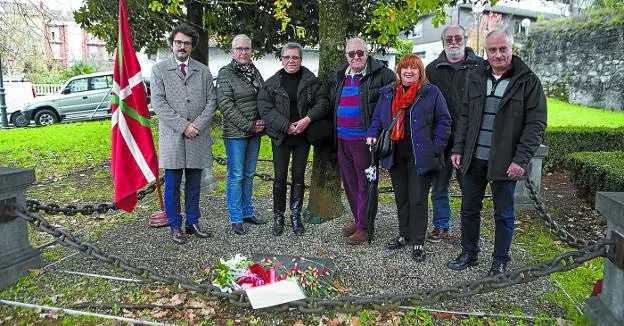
left=447, top=30, right=547, bottom=276
left=425, top=25, right=484, bottom=244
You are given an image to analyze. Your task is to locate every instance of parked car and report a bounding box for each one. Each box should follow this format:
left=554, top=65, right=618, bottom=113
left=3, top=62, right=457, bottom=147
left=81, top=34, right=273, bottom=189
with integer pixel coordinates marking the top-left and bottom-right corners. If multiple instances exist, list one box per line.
left=19, top=72, right=151, bottom=127
left=3, top=81, right=36, bottom=127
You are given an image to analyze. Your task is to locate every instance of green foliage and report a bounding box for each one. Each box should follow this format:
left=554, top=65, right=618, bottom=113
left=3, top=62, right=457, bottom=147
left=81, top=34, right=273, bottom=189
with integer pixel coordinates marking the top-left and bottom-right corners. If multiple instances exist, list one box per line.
left=358, top=309, right=378, bottom=325
left=29, top=63, right=99, bottom=84
left=566, top=151, right=624, bottom=204
left=394, top=39, right=414, bottom=65
left=61, top=63, right=98, bottom=79
left=402, top=307, right=434, bottom=325
left=543, top=127, right=624, bottom=171
left=588, top=0, right=624, bottom=11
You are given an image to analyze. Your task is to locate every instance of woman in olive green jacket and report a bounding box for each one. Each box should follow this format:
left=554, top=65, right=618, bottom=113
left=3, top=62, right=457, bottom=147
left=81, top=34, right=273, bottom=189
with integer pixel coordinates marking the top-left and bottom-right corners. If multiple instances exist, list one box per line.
left=216, top=34, right=265, bottom=236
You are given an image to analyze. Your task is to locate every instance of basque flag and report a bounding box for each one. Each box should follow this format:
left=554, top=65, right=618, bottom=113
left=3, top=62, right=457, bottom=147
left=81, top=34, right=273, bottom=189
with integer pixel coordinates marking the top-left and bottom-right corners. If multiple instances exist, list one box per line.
left=111, top=0, right=158, bottom=212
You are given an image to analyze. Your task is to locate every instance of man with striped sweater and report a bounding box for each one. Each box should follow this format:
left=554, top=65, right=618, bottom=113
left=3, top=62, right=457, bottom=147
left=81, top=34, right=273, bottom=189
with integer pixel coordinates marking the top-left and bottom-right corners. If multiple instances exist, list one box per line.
left=447, top=30, right=547, bottom=276
left=329, top=38, right=396, bottom=244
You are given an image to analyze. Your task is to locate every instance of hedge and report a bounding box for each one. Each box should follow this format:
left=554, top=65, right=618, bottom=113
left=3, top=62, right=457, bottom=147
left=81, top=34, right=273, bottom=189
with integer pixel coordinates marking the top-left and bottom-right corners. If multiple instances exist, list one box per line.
left=543, top=127, right=624, bottom=171
left=566, top=151, right=624, bottom=205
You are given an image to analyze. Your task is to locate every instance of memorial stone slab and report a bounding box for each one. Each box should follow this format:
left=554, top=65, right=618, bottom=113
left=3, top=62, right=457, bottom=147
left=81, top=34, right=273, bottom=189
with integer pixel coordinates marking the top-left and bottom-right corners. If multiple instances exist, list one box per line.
left=0, top=167, right=41, bottom=290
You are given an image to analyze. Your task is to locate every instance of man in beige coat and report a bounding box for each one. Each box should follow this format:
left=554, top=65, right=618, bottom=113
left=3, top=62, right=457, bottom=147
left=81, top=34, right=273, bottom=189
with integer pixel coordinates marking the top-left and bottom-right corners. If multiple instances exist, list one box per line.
left=151, top=24, right=217, bottom=245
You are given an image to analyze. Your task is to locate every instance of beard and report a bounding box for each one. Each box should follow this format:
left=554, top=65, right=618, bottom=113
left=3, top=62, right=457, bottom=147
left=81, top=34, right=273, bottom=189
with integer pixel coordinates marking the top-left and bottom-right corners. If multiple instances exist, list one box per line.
left=446, top=46, right=465, bottom=60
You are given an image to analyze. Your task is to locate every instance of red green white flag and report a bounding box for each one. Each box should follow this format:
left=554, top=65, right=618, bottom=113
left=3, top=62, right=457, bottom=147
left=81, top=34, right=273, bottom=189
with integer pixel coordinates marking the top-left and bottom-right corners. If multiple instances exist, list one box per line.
left=111, top=0, right=158, bottom=212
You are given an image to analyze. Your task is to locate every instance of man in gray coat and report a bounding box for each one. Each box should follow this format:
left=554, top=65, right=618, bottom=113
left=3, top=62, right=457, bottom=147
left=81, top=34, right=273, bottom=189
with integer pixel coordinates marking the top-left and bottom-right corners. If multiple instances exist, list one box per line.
left=151, top=24, right=217, bottom=245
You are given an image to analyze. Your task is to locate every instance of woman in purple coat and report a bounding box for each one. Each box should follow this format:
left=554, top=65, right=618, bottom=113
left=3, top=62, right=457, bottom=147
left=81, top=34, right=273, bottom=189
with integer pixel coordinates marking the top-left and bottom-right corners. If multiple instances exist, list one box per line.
left=366, top=54, right=451, bottom=262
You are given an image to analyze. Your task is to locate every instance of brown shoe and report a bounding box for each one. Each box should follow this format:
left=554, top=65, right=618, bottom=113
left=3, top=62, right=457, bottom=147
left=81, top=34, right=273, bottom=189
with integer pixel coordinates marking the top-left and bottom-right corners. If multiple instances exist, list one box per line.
left=346, top=229, right=368, bottom=245
left=171, top=227, right=187, bottom=245
left=342, top=223, right=357, bottom=237
left=426, top=227, right=449, bottom=243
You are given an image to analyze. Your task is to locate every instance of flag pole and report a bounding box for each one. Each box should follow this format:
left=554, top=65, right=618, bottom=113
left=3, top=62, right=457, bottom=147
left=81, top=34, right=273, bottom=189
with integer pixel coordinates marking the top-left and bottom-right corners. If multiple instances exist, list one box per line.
left=156, top=178, right=164, bottom=211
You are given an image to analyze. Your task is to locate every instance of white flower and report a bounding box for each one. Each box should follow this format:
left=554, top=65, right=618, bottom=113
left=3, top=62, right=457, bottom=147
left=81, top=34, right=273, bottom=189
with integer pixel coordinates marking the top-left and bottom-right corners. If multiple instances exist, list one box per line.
left=225, top=253, right=247, bottom=269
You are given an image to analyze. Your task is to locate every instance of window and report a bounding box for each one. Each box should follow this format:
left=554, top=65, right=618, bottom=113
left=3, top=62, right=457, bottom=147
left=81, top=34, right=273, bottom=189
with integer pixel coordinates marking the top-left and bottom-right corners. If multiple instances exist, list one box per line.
left=89, top=75, right=112, bottom=90
left=67, top=78, right=88, bottom=93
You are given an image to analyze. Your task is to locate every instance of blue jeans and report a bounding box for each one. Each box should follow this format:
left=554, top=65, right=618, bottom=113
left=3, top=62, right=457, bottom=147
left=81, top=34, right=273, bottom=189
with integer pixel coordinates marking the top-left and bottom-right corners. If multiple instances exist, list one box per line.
left=164, top=168, right=202, bottom=230
left=431, top=161, right=453, bottom=229
left=460, top=159, right=516, bottom=263
left=225, top=136, right=261, bottom=223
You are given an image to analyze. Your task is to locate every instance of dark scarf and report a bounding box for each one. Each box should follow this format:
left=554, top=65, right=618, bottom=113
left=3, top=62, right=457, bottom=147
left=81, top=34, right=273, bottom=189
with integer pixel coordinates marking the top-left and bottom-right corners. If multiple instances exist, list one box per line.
left=234, top=60, right=261, bottom=92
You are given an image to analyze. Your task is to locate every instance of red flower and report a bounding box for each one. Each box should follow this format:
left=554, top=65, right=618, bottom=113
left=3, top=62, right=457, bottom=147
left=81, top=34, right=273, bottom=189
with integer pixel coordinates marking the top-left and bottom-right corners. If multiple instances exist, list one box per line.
left=290, top=268, right=300, bottom=274
left=322, top=268, right=330, bottom=276
left=312, top=267, right=319, bottom=277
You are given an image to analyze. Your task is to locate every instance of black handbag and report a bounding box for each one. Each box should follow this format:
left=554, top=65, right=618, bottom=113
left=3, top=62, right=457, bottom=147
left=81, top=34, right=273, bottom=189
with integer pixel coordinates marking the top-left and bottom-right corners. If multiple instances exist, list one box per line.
left=374, top=109, right=403, bottom=159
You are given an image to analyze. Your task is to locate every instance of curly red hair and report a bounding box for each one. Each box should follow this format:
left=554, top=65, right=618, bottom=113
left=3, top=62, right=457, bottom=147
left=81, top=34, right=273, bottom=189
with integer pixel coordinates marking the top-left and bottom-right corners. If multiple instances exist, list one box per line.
left=396, top=54, right=426, bottom=86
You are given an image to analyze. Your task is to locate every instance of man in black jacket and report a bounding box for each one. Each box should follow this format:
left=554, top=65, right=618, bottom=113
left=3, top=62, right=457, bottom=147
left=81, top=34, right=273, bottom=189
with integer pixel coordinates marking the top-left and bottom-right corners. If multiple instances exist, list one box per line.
left=447, top=30, right=547, bottom=276
left=329, top=37, right=396, bottom=245
left=425, top=25, right=483, bottom=244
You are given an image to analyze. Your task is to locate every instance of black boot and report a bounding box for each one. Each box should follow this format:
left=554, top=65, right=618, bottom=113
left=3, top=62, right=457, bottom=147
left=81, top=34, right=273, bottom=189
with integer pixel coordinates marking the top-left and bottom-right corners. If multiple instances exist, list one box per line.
left=290, top=183, right=305, bottom=235
left=272, top=185, right=286, bottom=236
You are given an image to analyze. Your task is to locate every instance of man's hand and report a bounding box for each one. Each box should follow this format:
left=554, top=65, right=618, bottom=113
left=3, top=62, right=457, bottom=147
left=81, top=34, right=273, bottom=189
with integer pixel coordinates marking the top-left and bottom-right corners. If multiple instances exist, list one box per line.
left=451, top=154, right=462, bottom=169
left=507, top=162, right=525, bottom=178
left=184, top=123, right=199, bottom=138
left=366, top=137, right=377, bottom=146
left=287, top=123, right=297, bottom=135
left=292, top=116, right=311, bottom=135
left=252, top=119, right=265, bottom=133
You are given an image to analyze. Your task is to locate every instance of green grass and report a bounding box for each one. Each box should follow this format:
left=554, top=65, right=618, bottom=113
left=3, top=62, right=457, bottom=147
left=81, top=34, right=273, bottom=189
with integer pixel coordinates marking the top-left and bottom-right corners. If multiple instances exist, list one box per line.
left=547, top=98, right=624, bottom=128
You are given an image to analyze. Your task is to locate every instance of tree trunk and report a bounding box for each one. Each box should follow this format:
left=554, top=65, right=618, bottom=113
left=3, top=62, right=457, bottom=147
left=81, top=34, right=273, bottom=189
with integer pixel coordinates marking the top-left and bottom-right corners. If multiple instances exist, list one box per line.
left=306, top=0, right=347, bottom=223
left=186, top=1, right=209, bottom=65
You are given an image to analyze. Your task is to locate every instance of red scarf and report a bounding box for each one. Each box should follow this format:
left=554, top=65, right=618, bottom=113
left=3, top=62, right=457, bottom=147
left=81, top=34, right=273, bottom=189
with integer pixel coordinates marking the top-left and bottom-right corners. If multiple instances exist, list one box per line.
left=390, top=82, right=419, bottom=141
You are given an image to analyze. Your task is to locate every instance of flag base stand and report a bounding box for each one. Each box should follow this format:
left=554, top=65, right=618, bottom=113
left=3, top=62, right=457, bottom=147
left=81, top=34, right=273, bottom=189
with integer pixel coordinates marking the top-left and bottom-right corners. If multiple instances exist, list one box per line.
left=148, top=211, right=168, bottom=228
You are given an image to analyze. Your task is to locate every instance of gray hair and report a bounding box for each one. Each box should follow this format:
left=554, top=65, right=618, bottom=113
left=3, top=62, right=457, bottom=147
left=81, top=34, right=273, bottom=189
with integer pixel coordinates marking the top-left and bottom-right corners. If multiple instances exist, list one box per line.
left=441, top=25, right=467, bottom=41
left=281, top=42, right=303, bottom=57
left=232, top=34, right=252, bottom=49
left=346, top=37, right=368, bottom=51
left=486, top=29, right=513, bottom=45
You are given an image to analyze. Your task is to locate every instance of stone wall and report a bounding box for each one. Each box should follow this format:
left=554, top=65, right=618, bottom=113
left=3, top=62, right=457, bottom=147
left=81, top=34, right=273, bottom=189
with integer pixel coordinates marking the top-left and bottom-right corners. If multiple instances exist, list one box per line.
left=524, top=11, right=624, bottom=111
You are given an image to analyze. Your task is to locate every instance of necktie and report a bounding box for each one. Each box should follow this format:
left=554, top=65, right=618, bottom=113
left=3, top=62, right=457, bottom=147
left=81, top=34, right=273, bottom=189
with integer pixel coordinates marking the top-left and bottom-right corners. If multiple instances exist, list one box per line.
left=180, top=63, right=187, bottom=77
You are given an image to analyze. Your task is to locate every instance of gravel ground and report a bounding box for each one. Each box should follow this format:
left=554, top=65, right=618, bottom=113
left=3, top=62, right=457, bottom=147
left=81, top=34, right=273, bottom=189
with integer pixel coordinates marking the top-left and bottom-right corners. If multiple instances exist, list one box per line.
left=41, top=191, right=564, bottom=317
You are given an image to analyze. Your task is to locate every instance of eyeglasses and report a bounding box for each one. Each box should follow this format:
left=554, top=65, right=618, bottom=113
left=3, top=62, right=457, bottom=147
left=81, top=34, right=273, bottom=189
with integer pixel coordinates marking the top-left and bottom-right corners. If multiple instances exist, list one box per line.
left=347, top=50, right=366, bottom=58
left=234, top=47, right=252, bottom=53
left=281, top=55, right=301, bottom=61
left=444, top=36, right=464, bottom=44
left=173, top=40, right=193, bottom=47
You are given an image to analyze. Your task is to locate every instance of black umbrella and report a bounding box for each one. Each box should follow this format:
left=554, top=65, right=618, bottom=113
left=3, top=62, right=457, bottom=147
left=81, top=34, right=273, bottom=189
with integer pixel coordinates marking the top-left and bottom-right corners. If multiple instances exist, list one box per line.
left=365, top=145, right=380, bottom=243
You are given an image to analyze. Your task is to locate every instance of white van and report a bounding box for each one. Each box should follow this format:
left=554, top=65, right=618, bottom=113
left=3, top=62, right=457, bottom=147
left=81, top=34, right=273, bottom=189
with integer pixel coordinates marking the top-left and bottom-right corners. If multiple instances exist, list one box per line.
left=4, top=81, right=36, bottom=127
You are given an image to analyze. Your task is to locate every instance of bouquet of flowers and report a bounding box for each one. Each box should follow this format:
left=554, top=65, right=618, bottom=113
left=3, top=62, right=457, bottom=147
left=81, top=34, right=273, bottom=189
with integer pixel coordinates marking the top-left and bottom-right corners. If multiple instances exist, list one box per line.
left=211, top=254, right=339, bottom=298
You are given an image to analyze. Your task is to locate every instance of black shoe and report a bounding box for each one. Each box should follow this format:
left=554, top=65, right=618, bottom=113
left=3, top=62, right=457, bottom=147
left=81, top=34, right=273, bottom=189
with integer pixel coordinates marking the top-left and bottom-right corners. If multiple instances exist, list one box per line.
left=487, top=261, right=508, bottom=276
left=186, top=224, right=211, bottom=238
left=291, top=215, right=305, bottom=235
left=243, top=215, right=266, bottom=225
left=447, top=252, right=479, bottom=270
left=411, top=245, right=426, bottom=262
left=386, top=236, right=408, bottom=250
left=272, top=212, right=285, bottom=236
left=232, top=222, right=247, bottom=236
left=171, top=227, right=187, bottom=245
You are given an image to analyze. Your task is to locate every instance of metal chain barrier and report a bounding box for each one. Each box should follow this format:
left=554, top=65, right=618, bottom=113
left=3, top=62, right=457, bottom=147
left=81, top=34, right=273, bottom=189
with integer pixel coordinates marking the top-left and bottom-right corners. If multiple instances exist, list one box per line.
left=213, top=156, right=309, bottom=189
left=524, top=179, right=595, bottom=249
left=26, top=177, right=163, bottom=216
left=16, top=209, right=614, bottom=314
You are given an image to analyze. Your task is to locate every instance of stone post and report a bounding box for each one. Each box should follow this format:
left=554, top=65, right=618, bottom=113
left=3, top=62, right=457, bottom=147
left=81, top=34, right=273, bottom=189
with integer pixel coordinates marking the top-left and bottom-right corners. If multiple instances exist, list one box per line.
left=515, top=144, right=549, bottom=211
left=585, top=192, right=624, bottom=325
left=0, top=168, right=41, bottom=290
